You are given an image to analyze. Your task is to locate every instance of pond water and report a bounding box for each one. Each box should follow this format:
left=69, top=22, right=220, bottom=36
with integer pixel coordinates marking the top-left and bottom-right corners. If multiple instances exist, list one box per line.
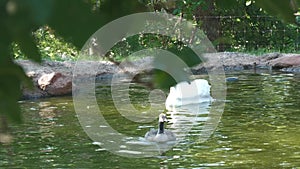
left=1, top=71, right=300, bottom=168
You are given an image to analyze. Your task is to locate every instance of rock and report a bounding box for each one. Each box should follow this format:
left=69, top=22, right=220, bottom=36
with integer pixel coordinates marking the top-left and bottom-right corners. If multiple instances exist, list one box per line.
left=260, top=52, right=281, bottom=61
left=269, top=54, right=300, bottom=68
left=226, top=77, right=239, bottom=82
left=192, top=52, right=259, bottom=72
left=16, top=60, right=118, bottom=99
left=22, top=85, right=48, bottom=99
left=192, top=52, right=300, bottom=73
left=38, top=72, right=56, bottom=90
left=0, top=133, right=13, bottom=144
left=280, top=67, right=300, bottom=73
left=38, top=72, right=72, bottom=96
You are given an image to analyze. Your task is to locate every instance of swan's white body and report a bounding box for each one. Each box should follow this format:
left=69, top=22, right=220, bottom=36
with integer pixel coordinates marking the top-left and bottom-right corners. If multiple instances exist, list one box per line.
left=165, top=79, right=212, bottom=110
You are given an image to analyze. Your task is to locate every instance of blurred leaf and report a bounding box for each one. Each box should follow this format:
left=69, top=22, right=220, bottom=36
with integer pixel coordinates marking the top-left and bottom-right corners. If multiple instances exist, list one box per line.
left=153, top=69, right=177, bottom=89
left=48, top=0, right=146, bottom=49
left=167, top=46, right=201, bottom=67
left=255, top=0, right=296, bottom=24
left=215, top=0, right=238, bottom=10
left=0, top=61, right=30, bottom=123
left=16, top=34, right=41, bottom=62
left=22, top=0, right=54, bottom=25
left=152, top=46, right=200, bottom=89
left=48, top=0, right=100, bottom=48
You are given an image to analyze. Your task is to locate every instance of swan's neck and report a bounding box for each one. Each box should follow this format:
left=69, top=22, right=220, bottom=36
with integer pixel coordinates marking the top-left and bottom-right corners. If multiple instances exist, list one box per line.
left=158, top=122, right=164, bottom=134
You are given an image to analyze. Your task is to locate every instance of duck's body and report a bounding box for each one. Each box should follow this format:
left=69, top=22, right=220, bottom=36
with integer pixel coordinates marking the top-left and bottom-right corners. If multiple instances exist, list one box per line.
left=145, top=128, right=176, bottom=142
left=145, top=113, right=176, bottom=143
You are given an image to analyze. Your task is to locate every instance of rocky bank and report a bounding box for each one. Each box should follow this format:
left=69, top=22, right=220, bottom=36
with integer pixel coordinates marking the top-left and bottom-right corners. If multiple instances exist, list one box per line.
left=17, top=52, right=300, bottom=99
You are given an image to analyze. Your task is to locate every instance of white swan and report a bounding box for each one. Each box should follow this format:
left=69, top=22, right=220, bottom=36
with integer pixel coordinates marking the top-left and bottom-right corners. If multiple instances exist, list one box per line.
left=165, top=79, right=212, bottom=110
left=145, top=113, right=176, bottom=142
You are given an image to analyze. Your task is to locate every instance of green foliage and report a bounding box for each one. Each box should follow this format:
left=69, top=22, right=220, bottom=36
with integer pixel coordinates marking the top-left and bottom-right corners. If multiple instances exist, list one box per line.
left=172, top=0, right=207, bottom=19
left=34, top=27, right=78, bottom=61
left=215, top=0, right=238, bottom=10
left=165, top=0, right=300, bottom=52
left=216, top=0, right=300, bottom=24
left=147, top=0, right=300, bottom=53
left=108, top=33, right=197, bottom=61
left=13, top=26, right=78, bottom=61
left=215, top=0, right=300, bottom=52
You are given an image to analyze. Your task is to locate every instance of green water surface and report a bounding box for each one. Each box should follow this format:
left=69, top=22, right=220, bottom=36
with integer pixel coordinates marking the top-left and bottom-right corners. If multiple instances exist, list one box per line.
left=1, top=71, right=300, bottom=168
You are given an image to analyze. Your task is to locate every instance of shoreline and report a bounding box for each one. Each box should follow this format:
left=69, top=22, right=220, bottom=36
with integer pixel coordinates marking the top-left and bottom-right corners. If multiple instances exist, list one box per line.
left=17, top=52, right=300, bottom=99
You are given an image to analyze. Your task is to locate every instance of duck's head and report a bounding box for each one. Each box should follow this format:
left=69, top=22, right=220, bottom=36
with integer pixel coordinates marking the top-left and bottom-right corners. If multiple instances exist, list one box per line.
left=158, top=113, right=168, bottom=122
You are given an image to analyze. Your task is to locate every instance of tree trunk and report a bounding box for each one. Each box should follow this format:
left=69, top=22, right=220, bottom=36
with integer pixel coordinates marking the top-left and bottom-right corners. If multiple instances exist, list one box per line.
left=194, top=0, right=223, bottom=51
